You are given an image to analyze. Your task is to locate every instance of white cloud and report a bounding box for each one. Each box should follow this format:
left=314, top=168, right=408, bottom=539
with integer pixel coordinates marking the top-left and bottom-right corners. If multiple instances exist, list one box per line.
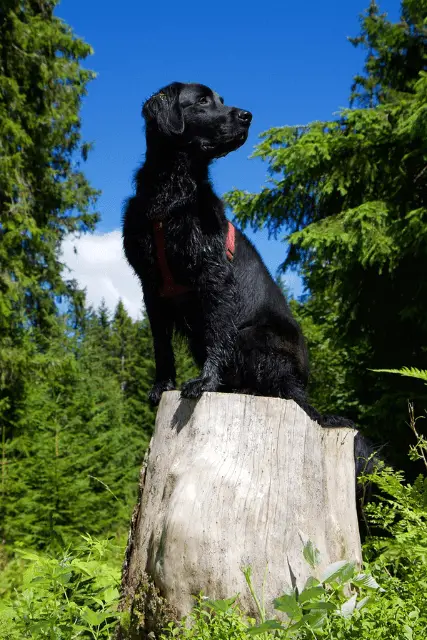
left=61, top=230, right=143, bottom=320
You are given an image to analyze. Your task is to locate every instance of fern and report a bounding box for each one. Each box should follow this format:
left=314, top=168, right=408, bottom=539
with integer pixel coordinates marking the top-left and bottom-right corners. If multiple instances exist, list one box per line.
left=371, top=367, right=427, bottom=384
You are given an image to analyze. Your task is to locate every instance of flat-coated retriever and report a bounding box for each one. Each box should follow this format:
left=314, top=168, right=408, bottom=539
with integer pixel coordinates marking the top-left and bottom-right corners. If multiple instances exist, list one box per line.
left=122, top=82, right=353, bottom=429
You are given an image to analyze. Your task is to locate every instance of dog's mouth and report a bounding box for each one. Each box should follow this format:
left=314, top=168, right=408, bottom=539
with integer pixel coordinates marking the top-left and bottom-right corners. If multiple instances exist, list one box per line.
left=201, top=132, right=247, bottom=158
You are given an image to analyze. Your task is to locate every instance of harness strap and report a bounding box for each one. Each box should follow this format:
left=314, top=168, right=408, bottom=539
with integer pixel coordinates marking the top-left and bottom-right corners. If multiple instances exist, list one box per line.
left=226, top=220, right=235, bottom=261
left=153, top=221, right=235, bottom=298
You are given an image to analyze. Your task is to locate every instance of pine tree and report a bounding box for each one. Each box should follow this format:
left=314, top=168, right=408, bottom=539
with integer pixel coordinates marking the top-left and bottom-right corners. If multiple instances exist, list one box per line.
left=0, top=0, right=98, bottom=336
left=110, top=300, right=138, bottom=393
left=0, top=0, right=99, bottom=481
left=1, top=290, right=198, bottom=549
left=1, top=321, right=129, bottom=548
left=0, top=1, right=104, bottom=547
left=226, top=0, right=427, bottom=470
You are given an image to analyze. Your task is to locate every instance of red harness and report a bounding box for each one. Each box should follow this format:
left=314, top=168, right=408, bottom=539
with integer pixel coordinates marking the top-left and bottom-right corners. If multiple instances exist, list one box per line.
left=153, top=221, right=235, bottom=298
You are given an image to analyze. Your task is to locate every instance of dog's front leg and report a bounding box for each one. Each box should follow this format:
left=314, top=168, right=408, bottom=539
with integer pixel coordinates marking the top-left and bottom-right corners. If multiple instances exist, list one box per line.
left=181, top=268, right=238, bottom=399
left=145, top=294, right=176, bottom=405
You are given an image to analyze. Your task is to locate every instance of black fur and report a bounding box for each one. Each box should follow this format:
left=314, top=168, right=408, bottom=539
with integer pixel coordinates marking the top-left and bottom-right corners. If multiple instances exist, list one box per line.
left=122, top=82, right=354, bottom=429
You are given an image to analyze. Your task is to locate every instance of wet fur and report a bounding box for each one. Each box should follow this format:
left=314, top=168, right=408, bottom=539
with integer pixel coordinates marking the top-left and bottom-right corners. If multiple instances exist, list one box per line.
left=122, top=82, right=379, bottom=491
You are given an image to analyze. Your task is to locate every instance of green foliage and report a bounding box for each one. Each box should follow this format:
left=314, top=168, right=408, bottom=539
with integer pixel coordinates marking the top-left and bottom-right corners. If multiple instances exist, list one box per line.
left=362, top=368, right=427, bottom=562
left=0, top=296, right=198, bottom=551
left=162, top=597, right=250, bottom=640
left=0, top=0, right=196, bottom=549
left=343, top=468, right=427, bottom=637
left=290, top=297, right=364, bottom=417
left=2, top=461, right=427, bottom=640
left=349, top=0, right=427, bottom=105
left=246, top=555, right=382, bottom=638
left=161, top=542, right=383, bottom=639
left=372, top=367, right=427, bottom=384
left=1, top=368, right=426, bottom=639
left=0, top=534, right=122, bottom=639
left=363, top=466, right=427, bottom=567
left=0, top=0, right=99, bottom=336
left=0, top=0, right=113, bottom=550
left=226, top=1, right=427, bottom=468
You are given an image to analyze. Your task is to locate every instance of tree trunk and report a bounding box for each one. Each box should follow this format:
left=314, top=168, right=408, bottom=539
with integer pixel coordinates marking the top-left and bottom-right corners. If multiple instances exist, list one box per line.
left=118, top=391, right=361, bottom=636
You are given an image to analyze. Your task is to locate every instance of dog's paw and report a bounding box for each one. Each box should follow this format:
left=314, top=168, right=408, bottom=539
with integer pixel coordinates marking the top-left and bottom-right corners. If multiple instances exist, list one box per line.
left=149, top=380, right=176, bottom=406
left=181, top=376, right=219, bottom=399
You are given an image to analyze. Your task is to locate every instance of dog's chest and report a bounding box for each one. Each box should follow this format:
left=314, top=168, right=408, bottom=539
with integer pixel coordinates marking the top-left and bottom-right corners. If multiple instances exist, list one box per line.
left=155, top=219, right=202, bottom=270
left=146, top=217, right=205, bottom=294
left=125, top=188, right=228, bottom=294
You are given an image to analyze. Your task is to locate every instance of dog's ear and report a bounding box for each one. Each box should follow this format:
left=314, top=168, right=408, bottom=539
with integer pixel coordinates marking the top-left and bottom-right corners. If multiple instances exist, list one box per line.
left=143, top=83, right=184, bottom=136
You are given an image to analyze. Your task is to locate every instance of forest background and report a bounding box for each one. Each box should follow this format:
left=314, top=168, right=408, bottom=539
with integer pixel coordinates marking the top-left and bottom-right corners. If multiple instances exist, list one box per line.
left=0, top=1, right=426, bottom=638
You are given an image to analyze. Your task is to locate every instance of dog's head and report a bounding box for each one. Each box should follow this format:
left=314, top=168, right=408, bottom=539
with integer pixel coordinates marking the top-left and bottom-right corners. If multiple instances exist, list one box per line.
left=143, top=82, right=252, bottom=159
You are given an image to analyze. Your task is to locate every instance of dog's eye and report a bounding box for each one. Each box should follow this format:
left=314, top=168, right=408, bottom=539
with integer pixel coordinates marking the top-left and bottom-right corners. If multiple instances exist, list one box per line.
left=197, top=96, right=209, bottom=105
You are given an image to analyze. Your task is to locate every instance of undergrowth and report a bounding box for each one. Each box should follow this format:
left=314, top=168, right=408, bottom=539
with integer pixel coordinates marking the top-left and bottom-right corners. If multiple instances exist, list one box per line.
left=1, top=368, right=426, bottom=639
left=0, top=534, right=123, bottom=639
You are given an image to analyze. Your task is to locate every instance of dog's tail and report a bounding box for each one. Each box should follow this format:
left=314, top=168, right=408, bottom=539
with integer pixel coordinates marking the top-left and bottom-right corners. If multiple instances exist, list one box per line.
left=354, top=431, right=384, bottom=479
left=353, top=432, right=386, bottom=534
left=296, top=398, right=356, bottom=430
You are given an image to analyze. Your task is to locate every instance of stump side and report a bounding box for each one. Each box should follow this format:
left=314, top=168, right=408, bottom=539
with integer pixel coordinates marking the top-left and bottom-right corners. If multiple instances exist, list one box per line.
left=121, top=391, right=361, bottom=622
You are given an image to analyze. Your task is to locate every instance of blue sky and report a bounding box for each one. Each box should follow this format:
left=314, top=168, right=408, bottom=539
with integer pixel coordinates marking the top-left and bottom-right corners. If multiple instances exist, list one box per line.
left=58, top=0, right=400, bottom=311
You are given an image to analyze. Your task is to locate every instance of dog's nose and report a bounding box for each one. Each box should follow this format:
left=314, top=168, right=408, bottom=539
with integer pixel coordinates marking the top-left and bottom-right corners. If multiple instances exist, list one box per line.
left=237, top=110, right=252, bottom=124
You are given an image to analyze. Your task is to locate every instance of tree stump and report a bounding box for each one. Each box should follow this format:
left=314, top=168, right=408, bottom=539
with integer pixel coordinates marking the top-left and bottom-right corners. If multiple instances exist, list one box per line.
left=118, top=391, right=361, bottom=636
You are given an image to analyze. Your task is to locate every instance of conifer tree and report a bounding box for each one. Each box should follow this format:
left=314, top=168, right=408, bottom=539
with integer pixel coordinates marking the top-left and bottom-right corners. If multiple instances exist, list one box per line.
left=0, top=1, right=105, bottom=547
left=226, top=0, right=427, bottom=468
left=0, top=0, right=98, bottom=337
left=0, top=0, right=99, bottom=490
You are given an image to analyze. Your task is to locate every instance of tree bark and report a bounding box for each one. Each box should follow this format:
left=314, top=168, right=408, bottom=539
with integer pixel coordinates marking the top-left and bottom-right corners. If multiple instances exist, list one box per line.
left=118, top=391, right=361, bottom=633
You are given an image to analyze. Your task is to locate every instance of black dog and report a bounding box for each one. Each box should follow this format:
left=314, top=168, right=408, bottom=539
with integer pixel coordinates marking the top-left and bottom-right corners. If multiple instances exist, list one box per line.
left=122, top=82, right=353, bottom=429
